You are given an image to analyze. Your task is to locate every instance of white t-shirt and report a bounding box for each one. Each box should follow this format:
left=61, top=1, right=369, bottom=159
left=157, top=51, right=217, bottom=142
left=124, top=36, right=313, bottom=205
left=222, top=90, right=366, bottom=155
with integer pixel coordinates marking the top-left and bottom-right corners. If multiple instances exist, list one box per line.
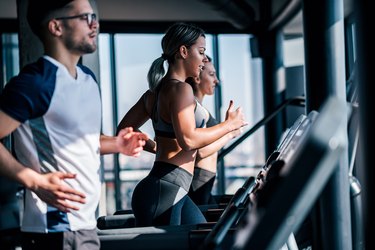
left=0, top=56, right=102, bottom=233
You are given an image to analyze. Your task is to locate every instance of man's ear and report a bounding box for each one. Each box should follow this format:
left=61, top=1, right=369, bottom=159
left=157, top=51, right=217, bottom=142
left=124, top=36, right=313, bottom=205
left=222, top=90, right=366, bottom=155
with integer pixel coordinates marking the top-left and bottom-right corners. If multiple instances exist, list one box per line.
left=48, top=20, right=63, bottom=36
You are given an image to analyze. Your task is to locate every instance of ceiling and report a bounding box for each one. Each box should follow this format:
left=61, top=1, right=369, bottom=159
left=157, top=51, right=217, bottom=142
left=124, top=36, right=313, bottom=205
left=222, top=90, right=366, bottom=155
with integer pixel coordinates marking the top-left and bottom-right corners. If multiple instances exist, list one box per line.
left=0, top=0, right=353, bottom=36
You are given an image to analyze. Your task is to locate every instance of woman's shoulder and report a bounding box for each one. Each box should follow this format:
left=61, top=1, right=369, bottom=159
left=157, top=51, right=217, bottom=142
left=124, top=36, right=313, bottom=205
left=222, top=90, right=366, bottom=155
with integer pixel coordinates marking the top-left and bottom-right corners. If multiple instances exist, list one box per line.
left=172, top=80, right=194, bottom=93
left=159, top=79, right=195, bottom=104
left=142, top=90, right=156, bottom=114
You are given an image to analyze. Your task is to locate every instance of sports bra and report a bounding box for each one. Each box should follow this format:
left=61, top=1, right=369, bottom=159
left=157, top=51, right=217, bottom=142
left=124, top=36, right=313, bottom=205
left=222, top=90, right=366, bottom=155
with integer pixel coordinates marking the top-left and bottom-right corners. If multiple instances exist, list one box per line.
left=194, top=99, right=208, bottom=129
left=206, top=112, right=219, bottom=128
left=151, top=96, right=209, bottom=138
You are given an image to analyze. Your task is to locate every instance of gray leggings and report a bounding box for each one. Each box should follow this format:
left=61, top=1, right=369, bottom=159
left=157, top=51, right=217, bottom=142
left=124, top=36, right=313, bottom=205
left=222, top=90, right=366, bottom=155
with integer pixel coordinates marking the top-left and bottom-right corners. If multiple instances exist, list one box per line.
left=188, top=167, right=217, bottom=205
left=131, top=161, right=207, bottom=226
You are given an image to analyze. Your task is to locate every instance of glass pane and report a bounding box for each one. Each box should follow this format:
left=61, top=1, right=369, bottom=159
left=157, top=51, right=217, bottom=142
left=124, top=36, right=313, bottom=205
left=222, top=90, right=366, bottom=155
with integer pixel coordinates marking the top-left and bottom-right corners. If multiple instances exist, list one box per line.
left=1, top=33, right=19, bottom=150
left=283, top=37, right=305, bottom=67
left=2, top=33, right=19, bottom=85
left=218, top=34, right=265, bottom=194
left=115, top=33, right=162, bottom=169
left=201, top=35, right=214, bottom=113
left=98, top=34, right=116, bottom=214
left=99, top=34, right=114, bottom=137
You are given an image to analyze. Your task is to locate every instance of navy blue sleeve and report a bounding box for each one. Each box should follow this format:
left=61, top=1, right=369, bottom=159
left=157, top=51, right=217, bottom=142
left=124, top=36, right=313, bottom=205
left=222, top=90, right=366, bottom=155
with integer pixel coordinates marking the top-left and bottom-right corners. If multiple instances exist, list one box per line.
left=0, top=59, right=56, bottom=123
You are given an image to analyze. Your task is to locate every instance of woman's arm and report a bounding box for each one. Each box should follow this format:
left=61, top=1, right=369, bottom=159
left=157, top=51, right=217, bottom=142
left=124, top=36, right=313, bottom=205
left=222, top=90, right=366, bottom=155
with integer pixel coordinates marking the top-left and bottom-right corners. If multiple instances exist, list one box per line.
left=196, top=129, right=241, bottom=159
left=170, top=82, right=247, bottom=151
left=116, top=90, right=156, bottom=154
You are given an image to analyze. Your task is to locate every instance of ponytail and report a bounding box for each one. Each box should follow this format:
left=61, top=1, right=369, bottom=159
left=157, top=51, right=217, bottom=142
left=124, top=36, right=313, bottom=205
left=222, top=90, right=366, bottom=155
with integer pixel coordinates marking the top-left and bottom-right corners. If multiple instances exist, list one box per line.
left=147, top=56, right=166, bottom=91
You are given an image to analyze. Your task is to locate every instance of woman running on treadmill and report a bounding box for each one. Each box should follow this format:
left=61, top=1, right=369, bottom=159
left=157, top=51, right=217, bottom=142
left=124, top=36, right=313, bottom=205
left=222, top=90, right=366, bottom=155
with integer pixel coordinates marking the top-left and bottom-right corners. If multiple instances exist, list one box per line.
left=117, top=22, right=247, bottom=226
left=187, top=56, right=242, bottom=205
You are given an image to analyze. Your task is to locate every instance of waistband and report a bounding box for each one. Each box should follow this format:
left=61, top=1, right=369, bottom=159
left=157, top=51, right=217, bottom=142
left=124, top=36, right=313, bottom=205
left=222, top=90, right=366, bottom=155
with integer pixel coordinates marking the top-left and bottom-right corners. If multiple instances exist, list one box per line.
left=150, top=161, right=193, bottom=192
left=193, top=167, right=216, bottom=182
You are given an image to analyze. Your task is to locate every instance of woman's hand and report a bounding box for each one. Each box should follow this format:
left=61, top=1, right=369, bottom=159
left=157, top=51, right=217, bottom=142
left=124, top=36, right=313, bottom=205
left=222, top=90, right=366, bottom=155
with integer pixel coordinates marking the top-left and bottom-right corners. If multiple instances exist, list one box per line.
left=224, top=100, right=248, bottom=131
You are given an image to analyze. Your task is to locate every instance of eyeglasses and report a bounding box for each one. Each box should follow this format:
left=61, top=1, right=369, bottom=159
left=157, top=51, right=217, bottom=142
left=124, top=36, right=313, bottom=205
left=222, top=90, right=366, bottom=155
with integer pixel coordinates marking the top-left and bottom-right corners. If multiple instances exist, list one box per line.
left=55, top=13, right=97, bottom=27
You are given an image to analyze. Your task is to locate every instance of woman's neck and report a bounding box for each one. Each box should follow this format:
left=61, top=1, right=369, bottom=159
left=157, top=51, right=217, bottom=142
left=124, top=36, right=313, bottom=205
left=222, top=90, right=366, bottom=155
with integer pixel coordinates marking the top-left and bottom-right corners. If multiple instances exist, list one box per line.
left=165, top=63, right=188, bottom=82
left=195, top=92, right=204, bottom=104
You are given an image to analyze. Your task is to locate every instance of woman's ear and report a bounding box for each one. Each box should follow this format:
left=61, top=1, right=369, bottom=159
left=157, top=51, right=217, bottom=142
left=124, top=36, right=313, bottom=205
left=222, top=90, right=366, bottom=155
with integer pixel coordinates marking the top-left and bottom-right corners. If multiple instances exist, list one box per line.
left=179, top=45, right=188, bottom=59
left=195, top=76, right=201, bottom=84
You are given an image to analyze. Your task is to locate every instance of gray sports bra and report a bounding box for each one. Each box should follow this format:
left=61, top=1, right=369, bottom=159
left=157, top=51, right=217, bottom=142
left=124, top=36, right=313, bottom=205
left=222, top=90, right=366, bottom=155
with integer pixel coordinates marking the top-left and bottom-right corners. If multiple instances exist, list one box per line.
left=194, top=99, right=209, bottom=128
left=207, top=112, right=219, bottom=127
left=152, top=97, right=209, bottom=138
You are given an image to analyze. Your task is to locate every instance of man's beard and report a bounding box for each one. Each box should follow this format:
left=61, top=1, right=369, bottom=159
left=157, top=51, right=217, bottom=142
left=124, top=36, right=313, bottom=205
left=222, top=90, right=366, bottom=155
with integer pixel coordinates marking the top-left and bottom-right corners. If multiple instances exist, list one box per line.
left=66, top=38, right=97, bottom=54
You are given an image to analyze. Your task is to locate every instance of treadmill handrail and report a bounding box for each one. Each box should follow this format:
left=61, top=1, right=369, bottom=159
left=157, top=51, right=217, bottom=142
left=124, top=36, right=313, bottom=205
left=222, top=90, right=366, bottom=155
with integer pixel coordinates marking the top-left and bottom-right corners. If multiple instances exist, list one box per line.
left=218, top=96, right=305, bottom=162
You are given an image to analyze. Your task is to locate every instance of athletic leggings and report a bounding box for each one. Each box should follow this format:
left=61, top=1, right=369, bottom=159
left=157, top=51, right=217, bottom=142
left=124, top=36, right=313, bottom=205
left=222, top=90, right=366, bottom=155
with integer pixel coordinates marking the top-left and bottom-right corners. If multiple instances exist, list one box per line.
left=131, top=161, right=207, bottom=227
left=188, top=167, right=217, bottom=205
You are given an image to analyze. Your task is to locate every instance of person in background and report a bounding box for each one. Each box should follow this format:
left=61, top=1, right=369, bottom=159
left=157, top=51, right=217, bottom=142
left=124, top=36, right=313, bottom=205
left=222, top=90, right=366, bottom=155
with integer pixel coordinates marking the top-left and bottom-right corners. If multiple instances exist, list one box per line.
left=187, top=55, right=242, bottom=205
left=117, top=22, right=247, bottom=226
left=0, top=0, right=148, bottom=249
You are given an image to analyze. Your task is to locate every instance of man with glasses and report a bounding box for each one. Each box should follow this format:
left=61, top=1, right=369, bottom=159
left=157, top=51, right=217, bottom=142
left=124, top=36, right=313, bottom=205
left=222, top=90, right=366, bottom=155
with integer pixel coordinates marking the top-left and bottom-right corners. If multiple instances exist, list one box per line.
left=0, top=0, right=149, bottom=249
left=55, top=13, right=97, bottom=27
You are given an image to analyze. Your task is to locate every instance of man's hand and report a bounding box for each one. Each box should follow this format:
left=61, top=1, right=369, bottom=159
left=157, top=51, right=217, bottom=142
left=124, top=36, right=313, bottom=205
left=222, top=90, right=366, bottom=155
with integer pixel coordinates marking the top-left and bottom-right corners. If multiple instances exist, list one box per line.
left=30, top=172, right=86, bottom=212
left=116, top=127, right=149, bottom=157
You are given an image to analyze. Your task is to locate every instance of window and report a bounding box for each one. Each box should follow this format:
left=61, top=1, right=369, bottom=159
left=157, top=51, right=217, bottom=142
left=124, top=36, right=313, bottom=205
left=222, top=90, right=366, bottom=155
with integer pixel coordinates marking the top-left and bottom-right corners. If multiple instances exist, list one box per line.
left=217, top=34, right=265, bottom=193
left=1, top=33, right=19, bottom=86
